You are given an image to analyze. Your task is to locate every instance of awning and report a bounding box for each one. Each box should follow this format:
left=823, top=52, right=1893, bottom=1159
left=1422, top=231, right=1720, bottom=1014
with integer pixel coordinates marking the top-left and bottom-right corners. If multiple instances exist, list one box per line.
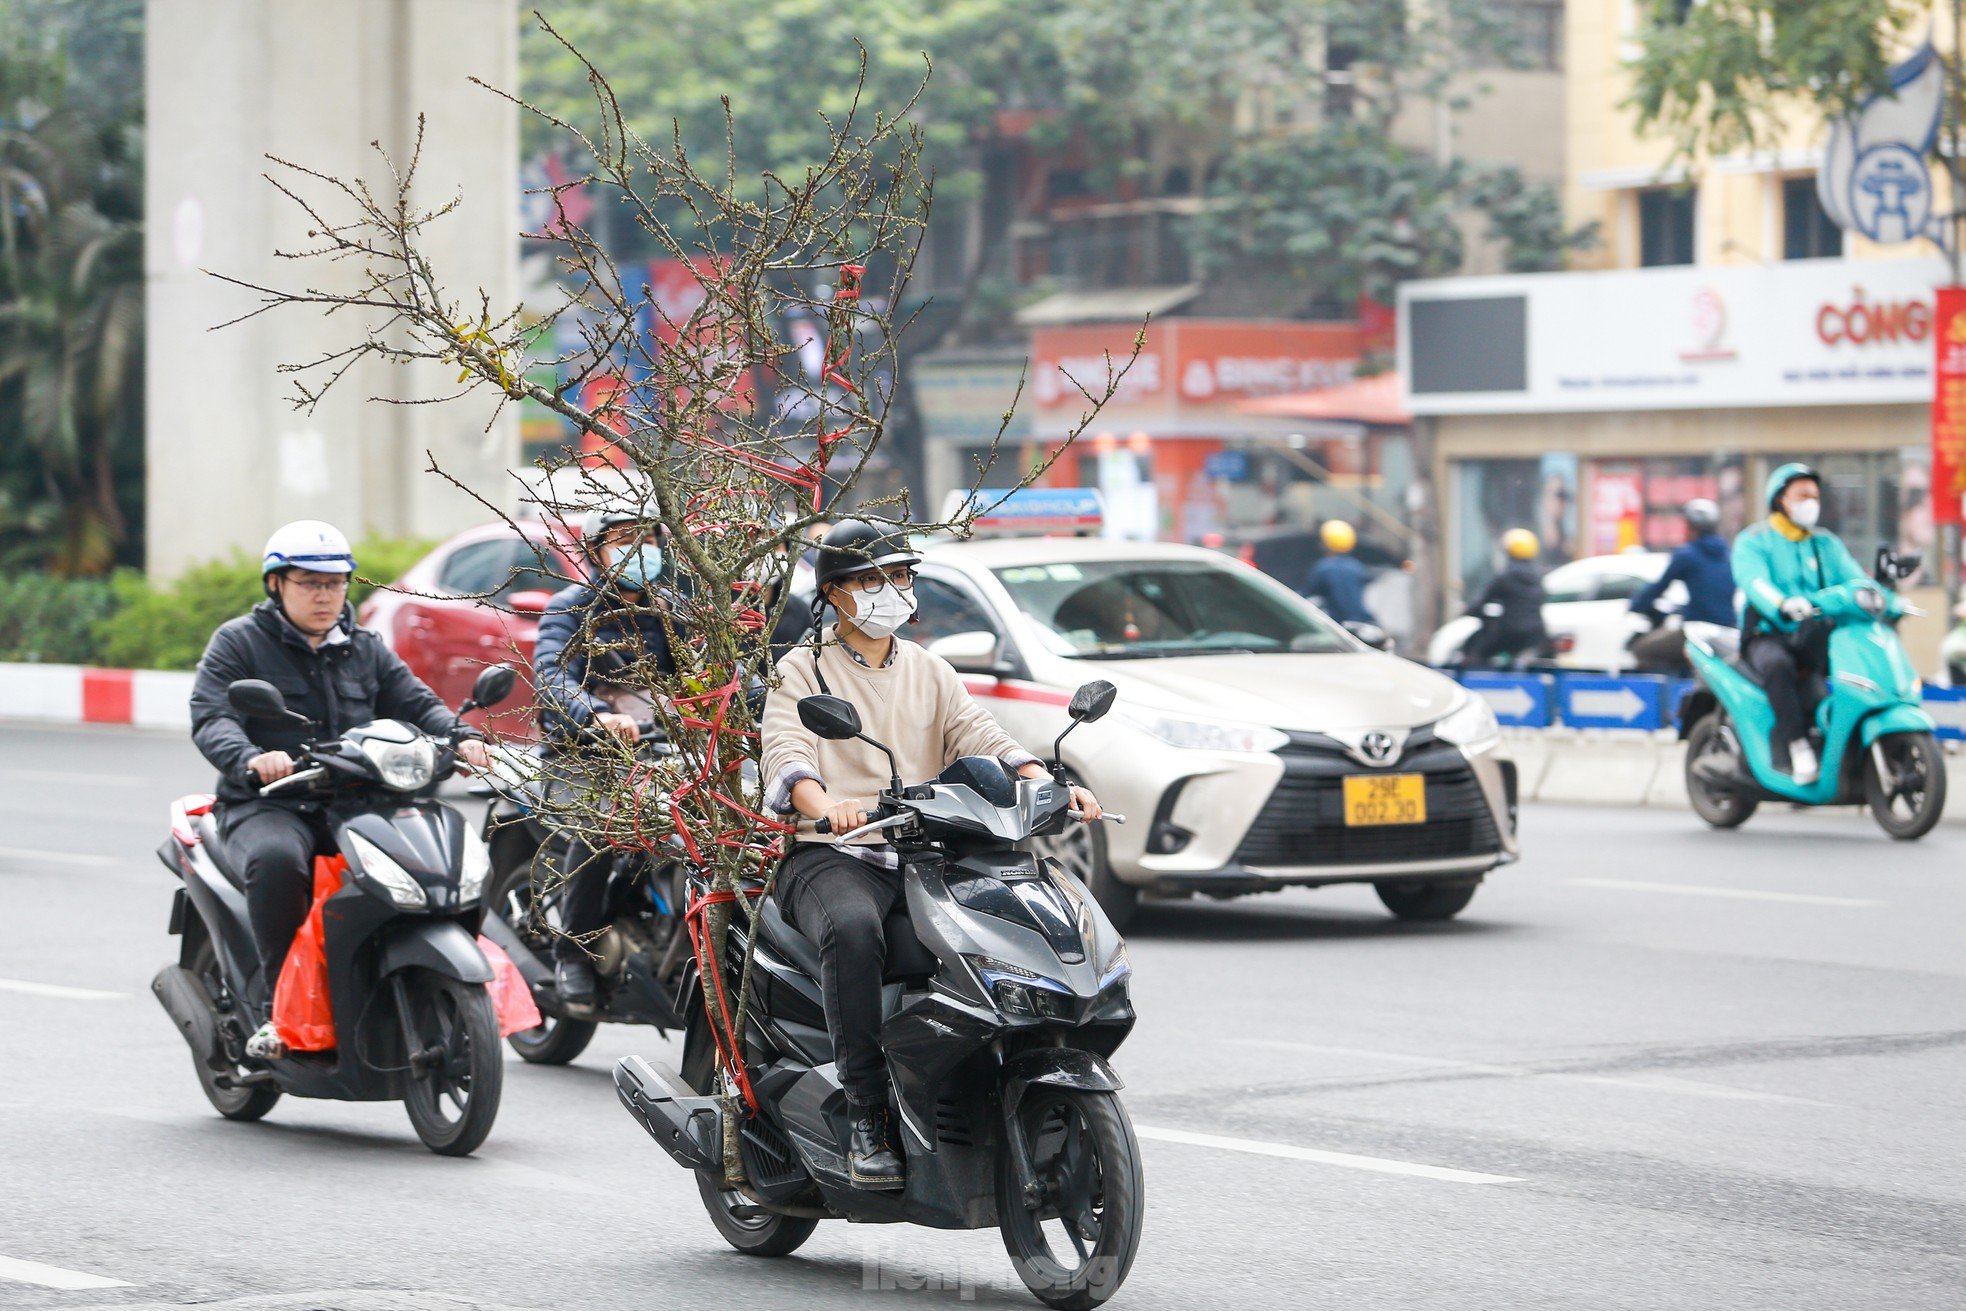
left=1014, top=283, right=1200, bottom=327
left=1235, top=371, right=1411, bottom=426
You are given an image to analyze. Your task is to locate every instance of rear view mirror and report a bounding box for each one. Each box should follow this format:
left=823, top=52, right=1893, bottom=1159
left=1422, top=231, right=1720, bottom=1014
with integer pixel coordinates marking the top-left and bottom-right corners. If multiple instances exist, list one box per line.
left=469, top=664, right=519, bottom=711
left=227, top=679, right=289, bottom=720
left=798, top=695, right=864, bottom=741
left=1342, top=621, right=1394, bottom=652
left=1068, top=680, right=1117, bottom=723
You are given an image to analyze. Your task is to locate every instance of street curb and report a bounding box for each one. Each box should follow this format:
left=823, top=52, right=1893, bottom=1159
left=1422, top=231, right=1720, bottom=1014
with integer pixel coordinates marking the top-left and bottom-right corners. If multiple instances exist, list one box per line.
left=0, top=662, right=194, bottom=729
left=1499, top=728, right=1966, bottom=822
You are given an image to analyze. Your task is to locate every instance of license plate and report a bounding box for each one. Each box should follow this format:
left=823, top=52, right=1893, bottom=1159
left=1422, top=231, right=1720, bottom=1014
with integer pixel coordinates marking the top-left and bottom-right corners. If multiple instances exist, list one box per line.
left=1343, top=773, right=1427, bottom=826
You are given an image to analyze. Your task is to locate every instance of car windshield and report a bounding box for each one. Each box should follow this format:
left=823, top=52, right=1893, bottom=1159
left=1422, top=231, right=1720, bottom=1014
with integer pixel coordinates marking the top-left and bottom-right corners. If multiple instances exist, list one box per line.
left=992, top=558, right=1355, bottom=658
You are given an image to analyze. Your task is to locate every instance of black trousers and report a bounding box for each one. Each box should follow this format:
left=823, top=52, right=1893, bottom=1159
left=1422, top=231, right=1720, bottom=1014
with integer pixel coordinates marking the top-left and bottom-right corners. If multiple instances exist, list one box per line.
left=775, top=843, right=903, bottom=1108
left=1744, top=632, right=1821, bottom=763
left=543, top=831, right=612, bottom=964
left=221, top=805, right=331, bottom=1001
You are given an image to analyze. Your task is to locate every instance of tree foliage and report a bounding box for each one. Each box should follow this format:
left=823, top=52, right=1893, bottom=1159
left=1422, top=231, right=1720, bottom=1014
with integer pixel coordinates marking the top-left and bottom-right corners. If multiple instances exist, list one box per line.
left=1626, top=0, right=1923, bottom=163
left=0, top=0, right=144, bottom=575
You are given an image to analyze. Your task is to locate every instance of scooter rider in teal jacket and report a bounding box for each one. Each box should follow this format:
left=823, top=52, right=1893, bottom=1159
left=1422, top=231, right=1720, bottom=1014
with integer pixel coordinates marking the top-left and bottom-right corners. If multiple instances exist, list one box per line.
left=1732, top=463, right=1869, bottom=784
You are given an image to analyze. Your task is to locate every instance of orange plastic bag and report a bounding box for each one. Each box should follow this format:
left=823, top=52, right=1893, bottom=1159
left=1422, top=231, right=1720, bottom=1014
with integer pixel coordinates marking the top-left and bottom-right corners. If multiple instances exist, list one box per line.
left=477, top=935, right=543, bottom=1037
left=272, top=855, right=347, bottom=1052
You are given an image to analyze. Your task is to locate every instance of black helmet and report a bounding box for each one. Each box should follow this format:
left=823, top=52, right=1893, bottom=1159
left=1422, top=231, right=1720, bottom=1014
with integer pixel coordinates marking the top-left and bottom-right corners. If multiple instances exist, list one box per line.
left=1682, top=498, right=1720, bottom=535
left=814, top=519, right=921, bottom=593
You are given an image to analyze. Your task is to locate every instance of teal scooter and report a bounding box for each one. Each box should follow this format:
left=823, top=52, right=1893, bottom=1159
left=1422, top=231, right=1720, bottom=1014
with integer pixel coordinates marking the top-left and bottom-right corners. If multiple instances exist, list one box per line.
left=1679, top=548, right=1946, bottom=840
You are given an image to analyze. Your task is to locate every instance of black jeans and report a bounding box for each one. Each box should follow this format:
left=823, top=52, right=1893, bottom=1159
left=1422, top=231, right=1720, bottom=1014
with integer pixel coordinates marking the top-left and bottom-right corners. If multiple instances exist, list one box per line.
left=221, top=804, right=331, bottom=1003
left=775, top=843, right=904, bottom=1108
left=543, top=832, right=612, bottom=964
left=1744, top=632, right=1822, bottom=765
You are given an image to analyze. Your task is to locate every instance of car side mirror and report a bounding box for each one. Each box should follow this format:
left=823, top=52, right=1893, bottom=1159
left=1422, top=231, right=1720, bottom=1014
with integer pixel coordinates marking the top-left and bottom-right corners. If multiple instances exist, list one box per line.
left=227, top=679, right=291, bottom=720
left=465, top=664, right=518, bottom=713
left=507, top=589, right=553, bottom=615
left=798, top=695, right=863, bottom=741
left=1342, top=620, right=1394, bottom=652
left=1067, top=680, right=1118, bottom=723
left=927, top=629, right=1002, bottom=674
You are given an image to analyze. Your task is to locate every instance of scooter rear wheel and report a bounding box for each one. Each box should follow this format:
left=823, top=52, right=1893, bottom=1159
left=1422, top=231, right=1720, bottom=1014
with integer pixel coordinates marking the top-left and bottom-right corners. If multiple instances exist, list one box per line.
left=1864, top=732, right=1947, bottom=841
left=1685, top=713, right=1758, bottom=829
left=187, top=937, right=281, bottom=1123
left=999, top=1087, right=1144, bottom=1310
left=694, top=1170, right=818, bottom=1257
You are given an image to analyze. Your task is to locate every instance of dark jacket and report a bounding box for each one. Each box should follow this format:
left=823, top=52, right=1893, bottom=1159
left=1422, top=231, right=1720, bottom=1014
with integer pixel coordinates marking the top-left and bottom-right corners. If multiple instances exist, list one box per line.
left=534, top=583, right=679, bottom=746
left=1303, top=553, right=1375, bottom=626
left=1470, top=558, right=1548, bottom=645
left=190, top=601, right=469, bottom=811
left=1631, top=533, right=1736, bottom=626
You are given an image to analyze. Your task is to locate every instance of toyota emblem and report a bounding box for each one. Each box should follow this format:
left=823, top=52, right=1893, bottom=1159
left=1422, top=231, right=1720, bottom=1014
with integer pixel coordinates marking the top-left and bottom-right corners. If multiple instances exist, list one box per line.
left=1361, top=731, right=1398, bottom=765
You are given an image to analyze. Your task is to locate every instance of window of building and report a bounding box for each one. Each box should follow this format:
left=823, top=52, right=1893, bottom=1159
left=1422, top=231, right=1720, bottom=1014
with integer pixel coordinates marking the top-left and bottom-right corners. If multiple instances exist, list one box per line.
left=1324, top=39, right=1357, bottom=121
left=1494, top=2, right=1563, bottom=70
left=1782, top=176, right=1843, bottom=260
left=1638, top=187, right=1696, bottom=266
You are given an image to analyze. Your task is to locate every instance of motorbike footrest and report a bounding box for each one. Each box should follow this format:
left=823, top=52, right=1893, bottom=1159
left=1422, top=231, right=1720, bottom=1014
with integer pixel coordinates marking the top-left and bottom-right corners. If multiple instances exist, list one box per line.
left=614, top=1055, right=723, bottom=1173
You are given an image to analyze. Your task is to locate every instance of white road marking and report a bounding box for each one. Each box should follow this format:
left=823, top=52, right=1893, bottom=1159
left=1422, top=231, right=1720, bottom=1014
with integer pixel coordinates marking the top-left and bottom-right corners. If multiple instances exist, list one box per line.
left=1568, top=877, right=1882, bottom=908
left=0, top=768, right=142, bottom=786
left=0, top=978, right=130, bottom=1001
left=0, top=1255, right=133, bottom=1290
left=1135, top=1124, right=1522, bottom=1184
left=1224, top=1039, right=1831, bottom=1106
left=0, top=847, right=123, bottom=868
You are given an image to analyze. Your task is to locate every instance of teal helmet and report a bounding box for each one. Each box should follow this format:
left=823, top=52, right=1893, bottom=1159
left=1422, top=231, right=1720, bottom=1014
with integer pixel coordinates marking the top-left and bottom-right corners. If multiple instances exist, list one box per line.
left=1764, top=462, right=1820, bottom=513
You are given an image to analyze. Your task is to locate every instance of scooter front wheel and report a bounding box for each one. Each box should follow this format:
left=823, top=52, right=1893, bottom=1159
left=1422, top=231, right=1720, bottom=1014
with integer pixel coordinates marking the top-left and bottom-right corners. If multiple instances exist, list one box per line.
left=1685, top=713, right=1758, bottom=830
left=399, top=970, right=503, bottom=1156
left=999, top=1088, right=1144, bottom=1310
left=1864, top=732, right=1947, bottom=840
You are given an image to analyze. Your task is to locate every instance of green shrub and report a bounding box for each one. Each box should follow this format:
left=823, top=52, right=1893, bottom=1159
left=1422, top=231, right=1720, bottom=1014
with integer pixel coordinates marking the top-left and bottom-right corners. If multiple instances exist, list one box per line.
left=0, top=572, right=127, bottom=663
left=82, top=533, right=437, bottom=671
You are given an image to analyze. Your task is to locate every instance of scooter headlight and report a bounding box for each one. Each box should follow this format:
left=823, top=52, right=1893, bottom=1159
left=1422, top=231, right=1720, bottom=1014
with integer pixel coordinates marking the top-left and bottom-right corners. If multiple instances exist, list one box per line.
left=1435, top=693, right=1500, bottom=753
left=347, top=830, right=428, bottom=910
left=965, top=954, right=1072, bottom=1019
left=360, top=735, right=438, bottom=791
left=458, top=828, right=490, bottom=905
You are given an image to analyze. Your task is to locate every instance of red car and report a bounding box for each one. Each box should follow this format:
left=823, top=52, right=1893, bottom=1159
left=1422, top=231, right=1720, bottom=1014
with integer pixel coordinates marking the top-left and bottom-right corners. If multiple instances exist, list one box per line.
left=359, top=520, right=584, bottom=738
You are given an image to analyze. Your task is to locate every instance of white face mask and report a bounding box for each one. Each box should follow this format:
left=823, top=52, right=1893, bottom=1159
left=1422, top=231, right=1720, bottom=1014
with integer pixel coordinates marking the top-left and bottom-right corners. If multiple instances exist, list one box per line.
left=848, top=584, right=916, bottom=640
left=1787, top=498, right=1821, bottom=529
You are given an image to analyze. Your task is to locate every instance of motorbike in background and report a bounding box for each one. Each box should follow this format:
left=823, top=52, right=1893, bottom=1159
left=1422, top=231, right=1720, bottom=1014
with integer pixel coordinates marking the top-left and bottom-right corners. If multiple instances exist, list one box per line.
left=1680, top=548, right=1945, bottom=840
left=615, top=680, right=1144, bottom=1310
left=151, top=665, right=518, bottom=1155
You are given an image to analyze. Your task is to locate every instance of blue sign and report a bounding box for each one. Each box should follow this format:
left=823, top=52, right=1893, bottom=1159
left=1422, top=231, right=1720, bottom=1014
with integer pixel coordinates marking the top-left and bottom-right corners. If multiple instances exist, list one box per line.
left=1923, top=685, right=1966, bottom=743
left=1666, top=678, right=1697, bottom=729
left=1203, top=450, right=1249, bottom=482
left=1460, top=672, right=1552, bottom=729
left=1557, top=675, right=1665, bottom=731
left=961, top=486, right=1106, bottom=534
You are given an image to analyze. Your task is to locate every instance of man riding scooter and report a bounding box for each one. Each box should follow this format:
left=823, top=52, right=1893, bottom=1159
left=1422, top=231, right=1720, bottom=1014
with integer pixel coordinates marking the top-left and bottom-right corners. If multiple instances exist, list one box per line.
left=1627, top=498, right=1736, bottom=674
left=531, top=505, right=680, bottom=1004
left=1732, top=464, right=1868, bottom=784
left=188, top=520, right=491, bottom=1058
left=759, top=518, right=1103, bottom=1189
left=1461, top=528, right=1549, bottom=667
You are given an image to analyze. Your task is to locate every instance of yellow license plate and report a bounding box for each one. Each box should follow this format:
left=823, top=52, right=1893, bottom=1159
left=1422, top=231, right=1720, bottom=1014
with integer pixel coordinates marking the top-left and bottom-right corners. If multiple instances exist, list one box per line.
left=1343, top=773, right=1427, bottom=826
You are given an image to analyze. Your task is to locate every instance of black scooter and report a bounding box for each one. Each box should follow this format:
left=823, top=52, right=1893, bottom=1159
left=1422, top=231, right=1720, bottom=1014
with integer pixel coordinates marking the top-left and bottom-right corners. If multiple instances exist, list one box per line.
left=152, top=665, right=517, bottom=1156
left=616, top=680, right=1143, bottom=1310
left=476, top=722, right=691, bottom=1065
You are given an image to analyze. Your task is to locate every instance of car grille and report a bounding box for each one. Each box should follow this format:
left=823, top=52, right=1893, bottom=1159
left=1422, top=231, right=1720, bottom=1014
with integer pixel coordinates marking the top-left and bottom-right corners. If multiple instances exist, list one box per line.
left=1232, top=736, right=1502, bottom=868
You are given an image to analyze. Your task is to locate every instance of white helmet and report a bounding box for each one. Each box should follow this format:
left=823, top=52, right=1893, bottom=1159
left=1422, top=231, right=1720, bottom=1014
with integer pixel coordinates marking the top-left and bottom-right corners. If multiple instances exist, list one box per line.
left=261, top=520, right=356, bottom=578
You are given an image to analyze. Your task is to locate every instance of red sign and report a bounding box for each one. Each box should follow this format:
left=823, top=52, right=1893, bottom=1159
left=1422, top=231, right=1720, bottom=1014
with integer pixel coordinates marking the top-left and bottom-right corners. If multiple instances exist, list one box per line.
left=1029, top=320, right=1361, bottom=412
left=1933, top=286, right=1966, bottom=527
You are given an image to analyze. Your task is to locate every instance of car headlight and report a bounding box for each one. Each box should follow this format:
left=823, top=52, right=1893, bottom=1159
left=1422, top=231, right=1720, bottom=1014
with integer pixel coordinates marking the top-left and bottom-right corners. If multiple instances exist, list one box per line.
left=1126, top=711, right=1289, bottom=754
left=458, top=828, right=490, bottom=904
left=360, top=735, right=438, bottom=791
left=1435, top=694, right=1500, bottom=753
left=347, top=830, right=428, bottom=910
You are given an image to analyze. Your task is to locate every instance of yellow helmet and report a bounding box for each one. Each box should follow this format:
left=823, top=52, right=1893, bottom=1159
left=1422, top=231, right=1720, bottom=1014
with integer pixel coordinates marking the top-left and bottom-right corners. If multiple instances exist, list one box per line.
left=1319, top=519, right=1357, bottom=553
left=1502, top=528, right=1540, bottom=561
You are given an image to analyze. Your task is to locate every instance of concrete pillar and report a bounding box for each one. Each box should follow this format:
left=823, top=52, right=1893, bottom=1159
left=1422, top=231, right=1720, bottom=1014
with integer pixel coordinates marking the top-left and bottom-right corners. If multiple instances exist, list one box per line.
left=145, top=0, right=518, bottom=578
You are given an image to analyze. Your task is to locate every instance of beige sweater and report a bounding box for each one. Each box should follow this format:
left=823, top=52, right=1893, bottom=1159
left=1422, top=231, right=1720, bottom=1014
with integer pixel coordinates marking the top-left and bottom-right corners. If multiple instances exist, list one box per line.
left=762, top=630, right=1038, bottom=843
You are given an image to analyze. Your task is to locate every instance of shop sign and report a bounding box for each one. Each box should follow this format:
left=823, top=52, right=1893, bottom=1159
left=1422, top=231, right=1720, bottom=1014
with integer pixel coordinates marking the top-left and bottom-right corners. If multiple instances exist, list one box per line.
left=1031, top=320, right=1359, bottom=413
left=1932, top=286, right=1966, bottom=526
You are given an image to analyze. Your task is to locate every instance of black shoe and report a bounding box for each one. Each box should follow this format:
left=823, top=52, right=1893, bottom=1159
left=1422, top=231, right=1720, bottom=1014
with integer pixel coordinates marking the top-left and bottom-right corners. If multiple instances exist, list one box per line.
left=554, top=955, right=596, bottom=1005
left=848, top=1104, right=906, bottom=1190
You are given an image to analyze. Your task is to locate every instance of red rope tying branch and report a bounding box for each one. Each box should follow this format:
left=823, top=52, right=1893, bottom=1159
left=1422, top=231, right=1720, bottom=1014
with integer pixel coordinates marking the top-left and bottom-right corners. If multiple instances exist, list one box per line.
left=684, top=882, right=768, bottom=1113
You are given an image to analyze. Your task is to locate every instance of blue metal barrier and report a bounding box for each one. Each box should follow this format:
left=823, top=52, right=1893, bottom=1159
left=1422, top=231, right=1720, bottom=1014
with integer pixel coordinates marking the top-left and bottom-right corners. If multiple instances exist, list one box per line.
left=1666, top=678, right=1698, bottom=730
left=1924, top=685, right=1966, bottom=742
left=1555, top=674, right=1666, bottom=731
left=1459, top=672, right=1552, bottom=728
